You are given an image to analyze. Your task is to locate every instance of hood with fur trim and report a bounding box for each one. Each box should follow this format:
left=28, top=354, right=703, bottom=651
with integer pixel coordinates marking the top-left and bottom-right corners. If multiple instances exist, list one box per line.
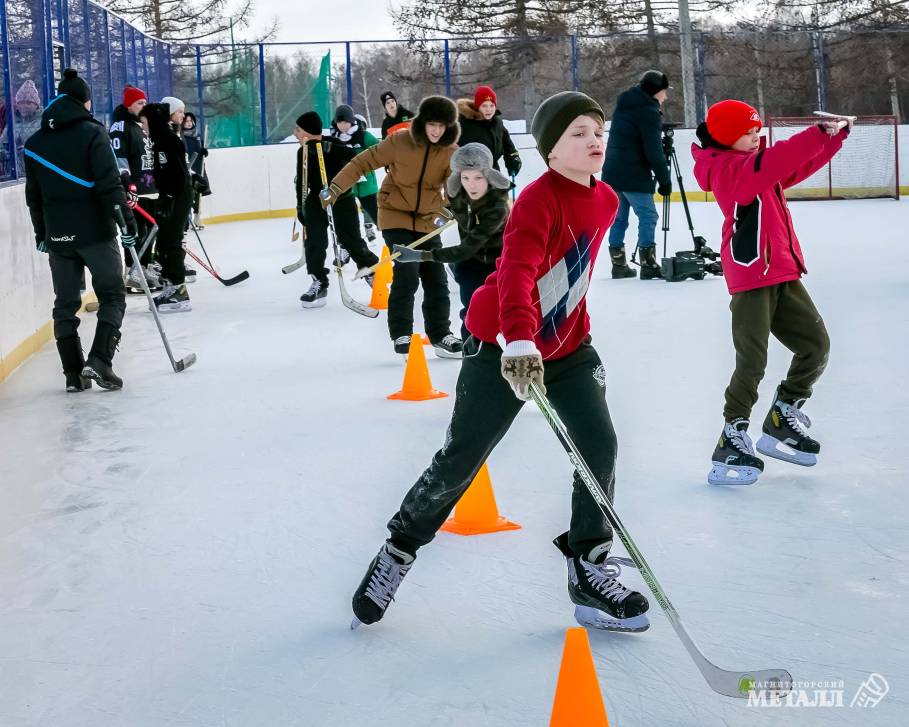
left=409, top=95, right=460, bottom=147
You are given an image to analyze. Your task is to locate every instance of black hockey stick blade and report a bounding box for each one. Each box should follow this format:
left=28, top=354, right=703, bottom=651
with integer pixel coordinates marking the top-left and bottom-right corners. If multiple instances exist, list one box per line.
left=183, top=246, right=249, bottom=286
left=219, top=269, right=250, bottom=286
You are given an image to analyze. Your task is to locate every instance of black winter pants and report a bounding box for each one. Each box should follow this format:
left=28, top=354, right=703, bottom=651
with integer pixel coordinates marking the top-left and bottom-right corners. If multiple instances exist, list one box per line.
left=451, top=258, right=497, bottom=341
left=304, top=195, right=378, bottom=283
left=156, top=196, right=191, bottom=285
left=48, top=240, right=126, bottom=339
left=388, top=340, right=617, bottom=558
left=383, top=228, right=452, bottom=343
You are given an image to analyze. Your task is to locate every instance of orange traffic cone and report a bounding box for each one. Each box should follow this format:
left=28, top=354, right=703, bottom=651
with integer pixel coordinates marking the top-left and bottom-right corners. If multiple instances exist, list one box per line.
left=421, top=334, right=431, bottom=345
left=440, top=462, right=521, bottom=535
left=369, top=245, right=393, bottom=310
left=387, top=334, right=448, bottom=401
left=550, top=628, right=610, bottom=727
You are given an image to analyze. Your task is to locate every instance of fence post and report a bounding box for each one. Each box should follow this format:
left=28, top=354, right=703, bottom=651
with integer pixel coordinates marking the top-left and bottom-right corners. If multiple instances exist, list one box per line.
left=61, top=0, right=71, bottom=66
left=103, top=9, right=114, bottom=117
left=570, top=34, right=579, bottom=91
left=693, top=31, right=706, bottom=122
left=811, top=30, right=828, bottom=112
left=195, top=45, right=205, bottom=134
left=345, top=41, right=353, bottom=106
left=258, top=43, right=267, bottom=143
left=140, top=34, right=148, bottom=92
left=0, top=0, right=17, bottom=178
left=41, top=0, right=54, bottom=102
left=443, top=38, right=451, bottom=98
left=80, top=0, right=92, bottom=83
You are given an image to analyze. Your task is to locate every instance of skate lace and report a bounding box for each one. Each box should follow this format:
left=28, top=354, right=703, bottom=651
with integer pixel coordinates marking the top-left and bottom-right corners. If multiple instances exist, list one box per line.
left=364, top=548, right=411, bottom=609
left=582, top=556, right=637, bottom=605
left=306, top=279, right=322, bottom=295
left=725, top=422, right=756, bottom=455
left=780, top=402, right=811, bottom=434
left=439, top=334, right=460, bottom=347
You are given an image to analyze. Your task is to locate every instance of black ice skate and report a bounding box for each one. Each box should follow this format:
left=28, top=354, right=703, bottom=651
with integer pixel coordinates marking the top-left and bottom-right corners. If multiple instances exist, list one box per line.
left=708, top=418, right=764, bottom=485
left=609, top=247, right=637, bottom=279
left=356, top=267, right=375, bottom=288
left=432, top=334, right=463, bottom=359
left=300, top=276, right=328, bottom=308
left=152, top=283, right=192, bottom=313
left=351, top=541, right=415, bottom=628
left=393, top=335, right=411, bottom=355
left=756, top=395, right=820, bottom=467
left=56, top=335, right=92, bottom=392
left=333, top=246, right=351, bottom=268
left=554, top=533, right=650, bottom=633
left=364, top=222, right=377, bottom=242
left=81, top=322, right=123, bottom=390
left=639, top=247, right=663, bottom=280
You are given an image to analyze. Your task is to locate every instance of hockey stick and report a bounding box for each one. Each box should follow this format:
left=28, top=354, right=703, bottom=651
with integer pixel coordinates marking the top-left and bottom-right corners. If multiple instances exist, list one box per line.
left=186, top=214, right=250, bottom=285
left=291, top=217, right=300, bottom=242
left=282, top=217, right=306, bottom=274
left=134, top=205, right=249, bottom=286
left=115, top=210, right=196, bottom=373
left=315, top=142, right=379, bottom=319
left=525, top=378, right=793, bottom=700
left=354, top=218, right=456, bottom=278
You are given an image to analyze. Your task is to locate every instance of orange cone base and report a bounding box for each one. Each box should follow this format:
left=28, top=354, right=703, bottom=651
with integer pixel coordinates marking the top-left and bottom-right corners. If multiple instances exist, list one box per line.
left=421, top=335, right=431, bottom=345
left=387, top=388, right=448, bottom=401
left=440, top=516, right=521, bottom=535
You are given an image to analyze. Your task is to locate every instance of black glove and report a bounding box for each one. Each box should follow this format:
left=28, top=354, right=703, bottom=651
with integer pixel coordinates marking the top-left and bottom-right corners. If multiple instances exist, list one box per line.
left=296, top=205, right=305, bottom=225
left=123, top=210, right=138, bottom=238
left=658, top=180, right=672, bottom=196
left=35, top=237, right=48, bottom=253
left=201, top=147, right=209, bottom=157
left=157, top=195, right=174, bottom=220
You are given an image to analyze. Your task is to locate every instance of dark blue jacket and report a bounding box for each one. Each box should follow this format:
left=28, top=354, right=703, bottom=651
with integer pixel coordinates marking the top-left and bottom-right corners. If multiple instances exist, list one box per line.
left=601, top=86, right=671, bottom=193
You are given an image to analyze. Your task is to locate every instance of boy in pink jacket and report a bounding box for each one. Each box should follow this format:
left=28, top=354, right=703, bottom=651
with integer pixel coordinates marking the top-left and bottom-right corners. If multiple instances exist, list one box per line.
left=691, top=100, right=850, bottom=485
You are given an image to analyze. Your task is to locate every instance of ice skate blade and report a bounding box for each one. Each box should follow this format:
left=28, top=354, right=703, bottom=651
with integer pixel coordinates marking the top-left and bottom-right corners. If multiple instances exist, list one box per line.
left=707, top=462, right=761, bottom=486
left=156, top=301, right=192, bottom=314
left=433, top=347, right=463, bottom=360
left=756, top=434, right=817, bottom=467
left=350, top=617, right=363, bottom=630
left=574, top=605, right=650, bottom=633
left=300, top=298, right=327, bottom=309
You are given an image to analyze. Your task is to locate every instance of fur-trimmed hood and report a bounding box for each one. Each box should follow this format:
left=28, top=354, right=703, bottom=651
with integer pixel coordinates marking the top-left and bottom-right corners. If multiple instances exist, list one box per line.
left=446, top=142, right=511, bottom=197
left=409, top=95, right=460, bottom=147
left=456, top=98, right=502, bottom=122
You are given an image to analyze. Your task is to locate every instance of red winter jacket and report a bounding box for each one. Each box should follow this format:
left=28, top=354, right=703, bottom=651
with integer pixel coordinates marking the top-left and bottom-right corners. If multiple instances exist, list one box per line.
left=691, top=125, right=847, bottom=294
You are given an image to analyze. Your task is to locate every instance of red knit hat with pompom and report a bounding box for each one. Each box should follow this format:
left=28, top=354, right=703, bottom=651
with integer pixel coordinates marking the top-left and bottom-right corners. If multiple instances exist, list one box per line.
left=706, top=100, right=762, bottom=147
left=123, top=85, right=147, bottom=108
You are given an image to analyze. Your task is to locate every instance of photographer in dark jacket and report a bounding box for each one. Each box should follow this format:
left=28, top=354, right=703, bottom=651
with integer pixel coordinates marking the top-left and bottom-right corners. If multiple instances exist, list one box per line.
left=601, top=70, right=672, bottom=280
left=140, top=101, right=193, bottom=313
left=24, top=69, right=136, bottom=391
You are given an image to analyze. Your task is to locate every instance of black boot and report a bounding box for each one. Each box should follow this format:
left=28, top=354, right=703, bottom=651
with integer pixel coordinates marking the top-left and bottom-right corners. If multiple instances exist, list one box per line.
left=55, top=335, right=92, bottom=392
left=82, top=322, right=123, bottom=390
left=639, top=247, right=663, bottom=280
left=609, top=247, right=637, bottom=279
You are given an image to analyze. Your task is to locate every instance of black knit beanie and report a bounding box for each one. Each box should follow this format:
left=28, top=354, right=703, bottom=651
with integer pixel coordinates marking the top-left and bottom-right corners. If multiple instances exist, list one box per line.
left=530, top=91, right=604, bottom=163
left=57, top=68, right=91, bottom=103
left=380, top=91, right=396, bottom=105
left=640, top=70, right=670, bottom=97
left=334, top=104, right=356, bottom=125
left=295, top=111, right=323, bottom=136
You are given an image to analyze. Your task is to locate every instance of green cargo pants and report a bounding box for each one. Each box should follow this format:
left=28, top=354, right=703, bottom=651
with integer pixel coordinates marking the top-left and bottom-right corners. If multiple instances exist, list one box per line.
left=724, top=279, right=830, bottom=421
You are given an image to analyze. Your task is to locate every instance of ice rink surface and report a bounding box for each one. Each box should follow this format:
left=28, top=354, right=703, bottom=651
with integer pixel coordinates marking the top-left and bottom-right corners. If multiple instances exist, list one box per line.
left=1, top=192, right=907, bottom=725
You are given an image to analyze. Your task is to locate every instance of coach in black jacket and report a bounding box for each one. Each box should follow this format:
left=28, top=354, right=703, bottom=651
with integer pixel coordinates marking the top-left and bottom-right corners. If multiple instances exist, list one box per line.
left=601, top=70, right=673, bottom=280
left=24, top=69, right=136, bottom=392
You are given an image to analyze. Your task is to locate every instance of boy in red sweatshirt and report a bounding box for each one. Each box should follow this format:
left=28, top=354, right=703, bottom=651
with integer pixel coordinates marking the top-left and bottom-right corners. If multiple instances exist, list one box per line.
left=350, top=92, right=652, bottom=634
left=692, top=100, right=850, bottom=486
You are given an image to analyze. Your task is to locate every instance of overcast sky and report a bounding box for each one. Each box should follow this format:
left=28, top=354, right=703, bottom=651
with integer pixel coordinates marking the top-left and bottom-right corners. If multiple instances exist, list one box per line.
left=251, top=0, right=403, bottom=43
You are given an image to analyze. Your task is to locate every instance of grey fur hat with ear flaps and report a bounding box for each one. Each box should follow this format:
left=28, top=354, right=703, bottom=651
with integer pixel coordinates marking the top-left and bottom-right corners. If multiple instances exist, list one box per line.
left=446, top=142, right=512, bottom=197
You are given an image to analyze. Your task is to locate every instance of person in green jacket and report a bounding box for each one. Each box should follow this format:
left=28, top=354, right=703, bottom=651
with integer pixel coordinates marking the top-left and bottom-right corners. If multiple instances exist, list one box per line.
left=329, top=105, right=380, bottom=244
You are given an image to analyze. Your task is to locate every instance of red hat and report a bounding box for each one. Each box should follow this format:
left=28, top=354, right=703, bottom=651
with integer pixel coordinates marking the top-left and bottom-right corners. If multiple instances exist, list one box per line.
left=474, top=85, right=497, bottom=109
left=706, top=100, right=762, bottom=147
left=123, top=85, right=147, bottom=108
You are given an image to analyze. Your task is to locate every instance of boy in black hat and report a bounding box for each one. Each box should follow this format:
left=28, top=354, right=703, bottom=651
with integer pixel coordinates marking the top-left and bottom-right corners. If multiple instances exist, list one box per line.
left=379, top=91, right=414, bottom=139
left=293, top=111, right=379, bottom=308
left=24, top=69, right=136, bottom=391
left=349, top=91, right=651, bottom=635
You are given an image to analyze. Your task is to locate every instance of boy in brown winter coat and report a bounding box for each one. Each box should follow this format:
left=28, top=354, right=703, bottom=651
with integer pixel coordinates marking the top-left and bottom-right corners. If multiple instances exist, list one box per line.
left=324, top=96, right=462, bottom=358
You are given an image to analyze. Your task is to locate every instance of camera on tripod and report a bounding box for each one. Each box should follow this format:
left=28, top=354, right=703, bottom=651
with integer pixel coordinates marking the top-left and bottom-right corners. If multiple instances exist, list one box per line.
left=654, top=122, right=723, bottom=282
